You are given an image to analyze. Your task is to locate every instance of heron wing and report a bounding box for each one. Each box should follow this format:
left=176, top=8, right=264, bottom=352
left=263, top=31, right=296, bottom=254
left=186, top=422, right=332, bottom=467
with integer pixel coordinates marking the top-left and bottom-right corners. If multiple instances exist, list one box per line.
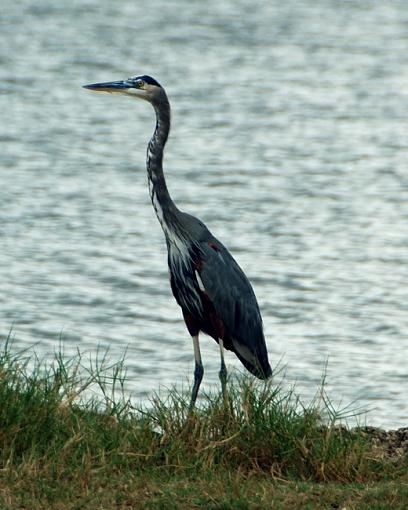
left=197, top=239, right=271, bottom=378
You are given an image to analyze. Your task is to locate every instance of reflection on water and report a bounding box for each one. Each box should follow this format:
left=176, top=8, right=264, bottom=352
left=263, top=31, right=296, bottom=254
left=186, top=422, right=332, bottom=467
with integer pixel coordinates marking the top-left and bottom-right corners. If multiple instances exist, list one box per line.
left=1, top=0, right=408, bottom=427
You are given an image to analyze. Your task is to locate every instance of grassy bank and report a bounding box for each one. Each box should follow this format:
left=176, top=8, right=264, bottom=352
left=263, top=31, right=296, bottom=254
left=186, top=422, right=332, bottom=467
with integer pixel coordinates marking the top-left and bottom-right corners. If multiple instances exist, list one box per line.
left=0, top=341, right=406, bottom=509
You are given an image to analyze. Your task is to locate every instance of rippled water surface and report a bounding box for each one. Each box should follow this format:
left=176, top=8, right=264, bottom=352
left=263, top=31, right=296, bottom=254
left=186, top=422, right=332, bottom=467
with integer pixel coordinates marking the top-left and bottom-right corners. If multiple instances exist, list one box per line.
left=1, top=0, right=408, bottom=427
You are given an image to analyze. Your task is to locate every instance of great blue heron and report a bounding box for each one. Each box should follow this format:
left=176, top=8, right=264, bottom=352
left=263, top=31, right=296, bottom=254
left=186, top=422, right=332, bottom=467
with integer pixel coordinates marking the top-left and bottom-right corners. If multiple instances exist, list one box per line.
left=83, top=74, right=272, bottom=408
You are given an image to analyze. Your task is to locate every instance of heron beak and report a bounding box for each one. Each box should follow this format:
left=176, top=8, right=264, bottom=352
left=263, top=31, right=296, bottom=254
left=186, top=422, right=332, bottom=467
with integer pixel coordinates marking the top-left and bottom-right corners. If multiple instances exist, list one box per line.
left=82, top=80, right=131, bottom=93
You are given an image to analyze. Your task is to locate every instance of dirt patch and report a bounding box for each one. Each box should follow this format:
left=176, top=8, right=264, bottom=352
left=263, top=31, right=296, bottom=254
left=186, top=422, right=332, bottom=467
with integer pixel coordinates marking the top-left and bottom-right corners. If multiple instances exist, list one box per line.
left=356, top=427, right=408, bottom=460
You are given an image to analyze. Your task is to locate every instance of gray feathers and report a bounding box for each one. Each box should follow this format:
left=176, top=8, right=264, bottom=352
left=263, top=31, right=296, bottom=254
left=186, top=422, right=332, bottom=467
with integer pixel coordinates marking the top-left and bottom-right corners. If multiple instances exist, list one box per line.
left=142, top=78, right=271, bottom=380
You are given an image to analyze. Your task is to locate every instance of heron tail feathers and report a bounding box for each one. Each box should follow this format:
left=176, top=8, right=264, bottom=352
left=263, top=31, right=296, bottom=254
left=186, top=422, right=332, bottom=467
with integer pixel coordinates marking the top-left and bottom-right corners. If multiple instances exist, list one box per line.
left=231, top=338, right=272, bottom=380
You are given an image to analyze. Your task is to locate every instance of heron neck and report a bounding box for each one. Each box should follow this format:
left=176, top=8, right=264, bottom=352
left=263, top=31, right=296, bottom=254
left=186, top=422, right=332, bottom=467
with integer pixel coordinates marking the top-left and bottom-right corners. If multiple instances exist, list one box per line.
left=146, top=100, right=178, bottom=234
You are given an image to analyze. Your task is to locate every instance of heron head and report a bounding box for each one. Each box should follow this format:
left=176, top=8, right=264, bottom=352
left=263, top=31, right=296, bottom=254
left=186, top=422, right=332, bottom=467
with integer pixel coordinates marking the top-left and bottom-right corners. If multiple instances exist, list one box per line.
left=83, top=74, right=163, bottom=103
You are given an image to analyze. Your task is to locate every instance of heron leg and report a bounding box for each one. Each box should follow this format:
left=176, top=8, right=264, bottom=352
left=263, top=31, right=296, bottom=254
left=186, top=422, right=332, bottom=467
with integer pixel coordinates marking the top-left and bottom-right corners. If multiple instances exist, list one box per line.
left=189, top=334, right=204, bottom=411
left=218, top=339, right=228, bottom=401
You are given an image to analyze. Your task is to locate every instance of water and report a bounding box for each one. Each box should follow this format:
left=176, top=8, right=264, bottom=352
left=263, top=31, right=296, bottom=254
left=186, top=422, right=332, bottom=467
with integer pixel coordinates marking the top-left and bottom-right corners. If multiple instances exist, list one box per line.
left=1, top=0, right=408, bottom=428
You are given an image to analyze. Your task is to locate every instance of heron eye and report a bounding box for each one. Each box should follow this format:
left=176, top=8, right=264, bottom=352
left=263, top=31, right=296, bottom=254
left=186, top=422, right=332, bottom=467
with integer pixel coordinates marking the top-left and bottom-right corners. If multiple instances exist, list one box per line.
left=137, top=79, right=145, bottom=88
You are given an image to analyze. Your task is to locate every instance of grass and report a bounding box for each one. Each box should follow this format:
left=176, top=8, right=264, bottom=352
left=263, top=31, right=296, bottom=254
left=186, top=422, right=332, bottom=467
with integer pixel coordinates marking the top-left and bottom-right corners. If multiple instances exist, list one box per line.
left=0, top=339, right=406, bottom=509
